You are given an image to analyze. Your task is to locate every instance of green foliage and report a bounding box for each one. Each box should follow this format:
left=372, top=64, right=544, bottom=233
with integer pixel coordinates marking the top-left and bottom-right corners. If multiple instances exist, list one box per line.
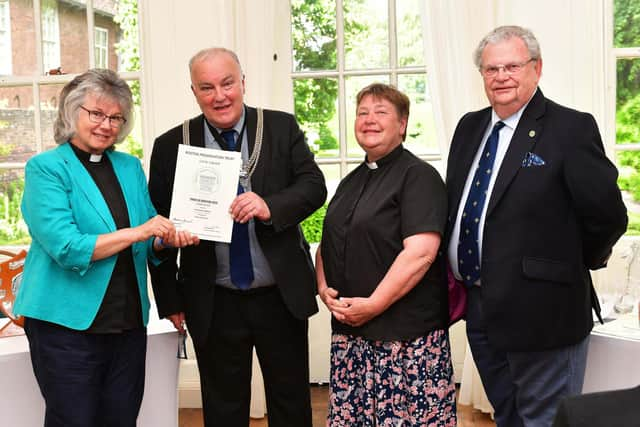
left=625, top=211, right=640, bottom=235
left=616, top=94, right=640, bottom=144
left=114, top=0, right=140, bottom=72
left=290, top=0, right=368, bottom=154
left=114, top=0, right=140, bottom=105
left=301, top=204, right=327, bottom=243
left=614, top=0, right=640, bottom=210
left=119, top=134, right=143, bottom=159
left=614, top=0, right=640, bottom=106
left=0, top=175, right=30, bottom=245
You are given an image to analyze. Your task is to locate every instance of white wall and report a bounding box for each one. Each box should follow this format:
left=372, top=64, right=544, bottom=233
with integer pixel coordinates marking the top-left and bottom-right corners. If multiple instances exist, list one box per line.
left=138, top=0, right=293, bottom=170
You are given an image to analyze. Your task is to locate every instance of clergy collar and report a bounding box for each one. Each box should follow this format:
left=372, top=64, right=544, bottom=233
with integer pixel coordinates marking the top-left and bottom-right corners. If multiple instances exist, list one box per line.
left=365, top=144, right=403, bottom=170
left=69, top=142, right=105, bottom=163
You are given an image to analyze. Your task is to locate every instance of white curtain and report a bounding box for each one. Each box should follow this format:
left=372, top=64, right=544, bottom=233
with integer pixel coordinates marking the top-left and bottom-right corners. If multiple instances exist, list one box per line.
left=420, top=0, right=606, bottom=168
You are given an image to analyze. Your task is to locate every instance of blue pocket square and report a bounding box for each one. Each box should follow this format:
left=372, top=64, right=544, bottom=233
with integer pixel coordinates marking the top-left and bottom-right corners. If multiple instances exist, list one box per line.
left=522, top=152, right=546, bottom=167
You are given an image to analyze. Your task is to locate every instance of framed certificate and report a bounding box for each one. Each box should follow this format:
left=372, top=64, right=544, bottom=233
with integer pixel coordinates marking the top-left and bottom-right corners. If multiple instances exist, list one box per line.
left=169, top=145, right=241, bottom=242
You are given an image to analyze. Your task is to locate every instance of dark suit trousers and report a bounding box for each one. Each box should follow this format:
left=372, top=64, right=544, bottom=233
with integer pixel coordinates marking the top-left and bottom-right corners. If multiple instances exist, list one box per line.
left=194, top=285, right=312, bottom=427
left=24, top=318, right=146, bottom=427
left=466, top=286, right=589, bottom=427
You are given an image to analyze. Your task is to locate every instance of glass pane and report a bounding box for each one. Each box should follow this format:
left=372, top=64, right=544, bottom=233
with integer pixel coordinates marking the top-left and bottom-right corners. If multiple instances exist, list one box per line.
left=39, top=83, right=64, bottom=151
left=0, top=85, right=37, bottom=160
left=396, top=0, right=424, bottom=67
left=0, top=169, right=30, bottom=245
left=616, top=58, right=640, bottom=145
left=344, top=0, right=389, bottom=70
left=112, top=0, right=140, bottom=72
left=93, top=27, right=109, bottom=69
left=398, top=73, right=438, bottom=154
left=320, top=164, right=340, bottom=200
left=290, top=0, right=337, bottom=72
left=116, top=79, right=142, bottom=159
left=616, top=150, right=640, bottom=235
left=345, top=74, right=389, bottom=157
left=614, top=0, right=640, bottom=48
left=44, top=0, right=88, bottom=75
left=293, top=77, right=339, bottom=159
left=4, top=0, right=36, bottom=76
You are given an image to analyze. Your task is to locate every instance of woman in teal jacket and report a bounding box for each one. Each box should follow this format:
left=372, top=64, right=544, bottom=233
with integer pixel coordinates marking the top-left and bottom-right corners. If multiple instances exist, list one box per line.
left=15, top=69, right=198, bottom=427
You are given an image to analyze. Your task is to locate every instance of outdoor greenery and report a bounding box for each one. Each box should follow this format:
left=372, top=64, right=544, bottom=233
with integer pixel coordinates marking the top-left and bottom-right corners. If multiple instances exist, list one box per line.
left=301, top=204, right=327, bottom=243
left=114, top=0, right=143, bottom=159
left=613, top=0, right=640, bottom=233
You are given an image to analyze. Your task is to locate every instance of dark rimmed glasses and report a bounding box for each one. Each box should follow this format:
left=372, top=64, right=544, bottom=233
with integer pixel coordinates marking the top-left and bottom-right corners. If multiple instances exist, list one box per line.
left=80, top=106, right=127, bottom=128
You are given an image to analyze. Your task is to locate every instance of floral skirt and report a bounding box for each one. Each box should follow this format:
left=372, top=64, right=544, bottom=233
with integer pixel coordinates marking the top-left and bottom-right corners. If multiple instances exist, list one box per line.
left=327, top=329, right=456, bottom=426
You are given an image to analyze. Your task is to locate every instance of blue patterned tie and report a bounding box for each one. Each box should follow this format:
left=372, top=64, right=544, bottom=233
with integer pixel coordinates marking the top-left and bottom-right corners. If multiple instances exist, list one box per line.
left=457, top=121, right=504, bottom=287
left=221, top=130, right=254, bottom=289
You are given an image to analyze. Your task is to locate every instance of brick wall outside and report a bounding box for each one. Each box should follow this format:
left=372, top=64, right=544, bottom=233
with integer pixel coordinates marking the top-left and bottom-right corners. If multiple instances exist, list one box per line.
left=0, top=0, right=121, bottom=166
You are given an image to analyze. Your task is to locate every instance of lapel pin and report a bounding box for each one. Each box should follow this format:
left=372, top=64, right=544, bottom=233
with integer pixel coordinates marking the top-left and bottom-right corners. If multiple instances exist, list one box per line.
left=529, top=130, right=536, bottom=138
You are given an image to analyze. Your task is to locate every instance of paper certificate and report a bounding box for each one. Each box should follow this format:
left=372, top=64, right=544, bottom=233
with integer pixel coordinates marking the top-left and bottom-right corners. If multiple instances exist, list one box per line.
left=169, top=145, right=241, bottom=243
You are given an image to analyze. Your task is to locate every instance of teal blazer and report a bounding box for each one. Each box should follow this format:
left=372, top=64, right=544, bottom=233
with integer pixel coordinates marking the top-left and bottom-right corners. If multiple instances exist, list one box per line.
left=15, top=142, right=160, bottom=330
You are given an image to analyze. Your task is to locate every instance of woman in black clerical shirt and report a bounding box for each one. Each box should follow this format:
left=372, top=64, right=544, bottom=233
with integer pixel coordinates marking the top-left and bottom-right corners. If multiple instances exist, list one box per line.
left=15, top=69, right=198, bottom=427
left=316, top=83, right=456, bottom=426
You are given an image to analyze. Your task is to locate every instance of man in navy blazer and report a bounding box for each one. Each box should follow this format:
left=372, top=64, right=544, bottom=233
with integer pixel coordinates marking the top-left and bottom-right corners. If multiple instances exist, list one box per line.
left=446, top=26, right=627, bottom=427
left=148, top=48, right=326, bottom=426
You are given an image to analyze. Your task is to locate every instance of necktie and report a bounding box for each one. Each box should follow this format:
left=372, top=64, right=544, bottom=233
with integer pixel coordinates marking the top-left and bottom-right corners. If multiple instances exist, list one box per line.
left=457, top=121, right=505, bottom=287
left=221, top=130, right=254, bottom=289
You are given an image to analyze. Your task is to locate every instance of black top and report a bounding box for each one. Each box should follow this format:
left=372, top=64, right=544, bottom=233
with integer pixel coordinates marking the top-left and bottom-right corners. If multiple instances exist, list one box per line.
left=71, top=144, right=142, bottom=333
left=321, top=145, right=448, bottom=341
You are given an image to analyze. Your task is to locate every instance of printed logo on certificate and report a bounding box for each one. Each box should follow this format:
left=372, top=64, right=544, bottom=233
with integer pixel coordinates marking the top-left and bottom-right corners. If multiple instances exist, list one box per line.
left=169, top=145, right=241, bottom=243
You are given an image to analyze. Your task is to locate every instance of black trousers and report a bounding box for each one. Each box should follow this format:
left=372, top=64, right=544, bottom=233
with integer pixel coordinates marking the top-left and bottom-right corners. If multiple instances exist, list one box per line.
left=24, top=318, right=146, bottom=427
left=194, top=286, right=312, bottom=427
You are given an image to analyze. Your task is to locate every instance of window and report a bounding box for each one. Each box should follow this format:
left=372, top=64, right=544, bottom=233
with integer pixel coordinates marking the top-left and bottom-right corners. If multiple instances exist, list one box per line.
left=94, top=27, right=109, bottom=68
left=0, top=0, right=143, bottom=246
left=290, top=0, right=437, bottom=198
left=0, top=0, right=11, bottom=75
left=610, top=0, right=640, bottom=235
left=41, top=0, right=60, bottom=73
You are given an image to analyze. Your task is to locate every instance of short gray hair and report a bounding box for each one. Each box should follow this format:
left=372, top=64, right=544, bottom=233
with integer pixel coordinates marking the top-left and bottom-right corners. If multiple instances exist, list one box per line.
left=473, top=25, right=541, bottom=69
left=54, top=68, right=134, bottom=145
left=188, top=47, right=244, bottom=76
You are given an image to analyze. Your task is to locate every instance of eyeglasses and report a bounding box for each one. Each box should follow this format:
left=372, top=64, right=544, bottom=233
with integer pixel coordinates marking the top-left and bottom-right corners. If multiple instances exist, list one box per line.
left=80, top=106, right=127, bottom=128
left=480, top=58, right=536, bottom=78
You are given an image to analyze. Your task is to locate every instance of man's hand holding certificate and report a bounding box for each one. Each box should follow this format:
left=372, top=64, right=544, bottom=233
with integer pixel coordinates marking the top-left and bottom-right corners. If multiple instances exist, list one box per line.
left=169, top=145, right=241, bottom=242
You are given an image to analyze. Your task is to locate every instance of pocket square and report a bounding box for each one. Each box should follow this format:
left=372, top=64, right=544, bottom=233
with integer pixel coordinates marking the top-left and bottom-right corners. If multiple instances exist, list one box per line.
left=522, top=152, right=546, bottom=167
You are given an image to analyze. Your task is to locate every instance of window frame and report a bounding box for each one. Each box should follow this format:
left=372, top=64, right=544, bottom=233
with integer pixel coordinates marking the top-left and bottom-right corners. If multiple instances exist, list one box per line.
left=605, top=0, right=640, bottom=157
left=41, top=0, right=61, bottom=73
left=289, top=0, right=438, bottom=181
left=0, top=0, right=11, bottom=75
left=94, top=26, right=109, bottom=69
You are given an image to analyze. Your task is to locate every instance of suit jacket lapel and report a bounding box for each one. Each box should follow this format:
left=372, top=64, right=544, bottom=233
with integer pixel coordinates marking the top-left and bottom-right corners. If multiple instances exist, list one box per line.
left=487, top=89, right=545, bottom=216
left=57, top=143, right=115, bottom=230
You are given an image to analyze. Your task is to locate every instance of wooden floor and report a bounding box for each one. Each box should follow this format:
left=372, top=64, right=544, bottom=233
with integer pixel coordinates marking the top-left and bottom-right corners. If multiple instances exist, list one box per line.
left=179, top=385, right=495, bottom=427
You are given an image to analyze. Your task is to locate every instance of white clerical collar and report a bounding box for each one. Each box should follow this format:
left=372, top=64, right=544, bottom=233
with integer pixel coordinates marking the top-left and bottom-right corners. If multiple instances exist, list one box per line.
left=366, top=161, right=378, bottom=170
left=89, top=154, right=103, bottom=163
